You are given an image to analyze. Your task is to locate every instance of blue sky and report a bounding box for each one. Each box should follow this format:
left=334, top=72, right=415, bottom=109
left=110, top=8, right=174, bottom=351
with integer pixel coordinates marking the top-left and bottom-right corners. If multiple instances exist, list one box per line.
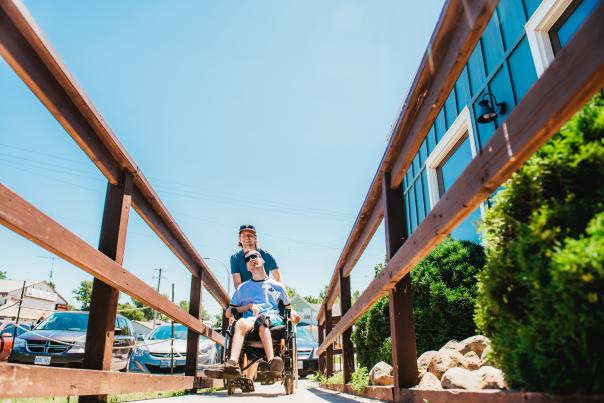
left=1, top=0, right=444, bottom=316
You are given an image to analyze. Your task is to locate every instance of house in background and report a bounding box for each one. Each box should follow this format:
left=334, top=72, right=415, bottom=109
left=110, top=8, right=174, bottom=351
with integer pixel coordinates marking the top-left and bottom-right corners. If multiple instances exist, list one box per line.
left=0, top=280, right=68, bottom=323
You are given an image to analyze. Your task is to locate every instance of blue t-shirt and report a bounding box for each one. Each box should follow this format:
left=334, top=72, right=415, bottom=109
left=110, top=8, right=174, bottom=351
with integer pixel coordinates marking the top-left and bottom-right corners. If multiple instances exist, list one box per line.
left=230, top=278, right=290, bottom=318
left=230, top=249, right=278, bottom=283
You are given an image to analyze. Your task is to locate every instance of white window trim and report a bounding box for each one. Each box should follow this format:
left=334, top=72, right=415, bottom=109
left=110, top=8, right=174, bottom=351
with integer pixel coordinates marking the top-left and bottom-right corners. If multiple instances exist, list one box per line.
left=525, top=0, right=575, bottom=77
left=424, top=106, right=477, bottom=209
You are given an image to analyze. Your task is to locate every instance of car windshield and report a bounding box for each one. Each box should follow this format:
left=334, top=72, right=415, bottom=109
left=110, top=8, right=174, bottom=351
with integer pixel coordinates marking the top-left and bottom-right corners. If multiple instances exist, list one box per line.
left=36, top=313, right=88, bottom=331
left=148, top=324, right=188, bottom=340
left=296, top=326, right=316, bottom=343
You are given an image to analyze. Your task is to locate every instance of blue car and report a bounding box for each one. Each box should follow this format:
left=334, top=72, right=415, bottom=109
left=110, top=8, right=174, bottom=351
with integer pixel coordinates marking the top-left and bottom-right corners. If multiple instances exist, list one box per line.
left=296, top=325, right=319, bottom=377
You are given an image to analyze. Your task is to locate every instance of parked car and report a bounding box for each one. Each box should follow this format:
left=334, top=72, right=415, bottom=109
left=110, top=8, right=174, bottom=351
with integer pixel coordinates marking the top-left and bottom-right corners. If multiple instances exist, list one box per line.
left=128, top=323, right=217, bottom=374
left=296, top=324, right=318, bottom=377
left=9, top=311, right=135, bottom=371
left=0, top=321, right=31, bottom=361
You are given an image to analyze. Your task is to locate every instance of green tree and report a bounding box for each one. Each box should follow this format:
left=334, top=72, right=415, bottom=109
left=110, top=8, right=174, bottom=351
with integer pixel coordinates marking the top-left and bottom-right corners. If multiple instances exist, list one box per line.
left=352, top=239, right=485, bottom=369
left=0, top=270, right=7, bottom=280
left=118, top=301, right=145, bottom=321
left=72, top=280, right=93, bottom=311
left=476, top=92, right=604, bottom=393
left=303, top=295, right=321, bottom=304
left=133, top=298, right=154, bottom=320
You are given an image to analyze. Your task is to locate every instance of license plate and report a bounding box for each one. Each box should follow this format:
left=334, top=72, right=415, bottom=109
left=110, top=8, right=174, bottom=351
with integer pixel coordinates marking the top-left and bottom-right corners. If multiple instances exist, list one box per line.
left=34, top=356, right=51, bottom=365
left=297, top=360, right=303, bottom=369
left=160, top=359, right=175, bottom=368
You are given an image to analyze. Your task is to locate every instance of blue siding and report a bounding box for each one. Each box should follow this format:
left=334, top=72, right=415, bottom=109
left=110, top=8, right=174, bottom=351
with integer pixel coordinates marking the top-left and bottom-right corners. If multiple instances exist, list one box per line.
left=497, top=0, right=528, bottom=50
left=401, top=0, right=598, bottom=242
left=508, top=37, right=537, bottom=101
left=481, top=14, right=505, bottom=76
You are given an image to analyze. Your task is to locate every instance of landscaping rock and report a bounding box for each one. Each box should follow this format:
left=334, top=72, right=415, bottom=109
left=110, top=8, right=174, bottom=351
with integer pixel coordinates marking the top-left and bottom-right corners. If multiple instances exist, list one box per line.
left=416, top=350, right=438, bottom=377
left=417, top=372, right=442, bottom=390
left=441, top=367, right=481, bottom=390
left=369, top=361, right=394, bottom=386
left=456, top=335, right=490, bottom=356
left=463, top=351, right=482, bottom=370
left=427, top=349, right=468, bottom=379
left=476, top=366, right=507, bottom=389
left=480, top=345, right=493, bottom=366
left=440, top=339, right=460, bottom=351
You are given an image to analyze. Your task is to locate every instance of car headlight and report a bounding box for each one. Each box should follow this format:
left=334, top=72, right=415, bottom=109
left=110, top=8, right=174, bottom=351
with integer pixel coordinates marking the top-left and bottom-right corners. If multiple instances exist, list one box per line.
left=132, top=345, right=149, bottom=357
left=13, top=337, right=26, bottom=348
left=198, top=344, right=214, bottom=356
left=70, top=340, right=86, bottom=353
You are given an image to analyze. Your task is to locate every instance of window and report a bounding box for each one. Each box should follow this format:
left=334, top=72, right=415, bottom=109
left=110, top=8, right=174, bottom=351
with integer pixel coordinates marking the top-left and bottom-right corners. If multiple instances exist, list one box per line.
left=526, top=0, right=598, bottom=76
left=425, top=106, right=481, bottom=242
left=425, top=107, right=477, bottom=209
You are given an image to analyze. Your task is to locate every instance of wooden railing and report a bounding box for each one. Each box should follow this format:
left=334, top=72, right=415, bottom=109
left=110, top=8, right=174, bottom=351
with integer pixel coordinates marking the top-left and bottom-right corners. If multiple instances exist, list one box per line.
left=316, top=0, right=604, bottom=398
left=0, top=0, right=229, bottom=399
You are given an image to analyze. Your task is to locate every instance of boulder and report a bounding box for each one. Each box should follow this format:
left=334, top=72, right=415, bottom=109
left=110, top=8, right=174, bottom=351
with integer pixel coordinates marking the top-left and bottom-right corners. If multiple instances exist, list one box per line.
left=441, top=367, right=481, bottom=390
left=417, top=372, right=443, bottom=390
left=369, top=361, right=394, bottom=386
left=463, top=351, right=482, bottom=370
left=456, top=335, right=490, bottom=356
left=427, top=349, right=468, bottom=379
left=416, top=350, right=438, bottom=378
left=480, top=345, right=493, bottom=367
left=476, top=366, right=507, bottom=389
left=440, top=339, right=460, bottom=351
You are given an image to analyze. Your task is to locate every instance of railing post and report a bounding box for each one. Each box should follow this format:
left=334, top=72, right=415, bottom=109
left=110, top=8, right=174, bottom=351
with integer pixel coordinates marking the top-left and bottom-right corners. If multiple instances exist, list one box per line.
left=339, top=268, right=354, bottom=383
left=318, top=321, right=326, bottom=374
left=382, top=171, right=418, bottom=391
left=81, top=171, right=133, bottom=403
left=185, top=272, right=203, bottom=377
left=325, top=307, right=334, bottom=377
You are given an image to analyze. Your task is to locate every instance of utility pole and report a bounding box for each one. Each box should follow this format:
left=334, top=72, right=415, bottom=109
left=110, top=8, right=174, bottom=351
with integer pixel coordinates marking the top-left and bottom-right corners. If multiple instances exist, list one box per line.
left=152, top=268, right=166, bottom=329
left=37, top=256, right=60, bottom=285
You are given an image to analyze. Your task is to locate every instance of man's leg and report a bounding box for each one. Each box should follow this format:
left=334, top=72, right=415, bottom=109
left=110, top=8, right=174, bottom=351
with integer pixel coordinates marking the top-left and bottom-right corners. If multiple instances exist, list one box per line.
left=258, top=318, right=283, bottom=375
left=229, top=318, right=255, bottom=363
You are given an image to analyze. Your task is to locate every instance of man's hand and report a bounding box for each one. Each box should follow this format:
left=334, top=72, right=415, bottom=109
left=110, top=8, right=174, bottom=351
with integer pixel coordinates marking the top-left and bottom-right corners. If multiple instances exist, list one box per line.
left=291, top=309, right=301, bottom=324
left=250, top=304, right=260, bottom=317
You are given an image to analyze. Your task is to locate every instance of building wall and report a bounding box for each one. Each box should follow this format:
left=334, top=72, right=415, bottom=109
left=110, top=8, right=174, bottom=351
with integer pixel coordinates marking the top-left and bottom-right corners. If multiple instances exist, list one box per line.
left=402, top=0, right=599, bottom=242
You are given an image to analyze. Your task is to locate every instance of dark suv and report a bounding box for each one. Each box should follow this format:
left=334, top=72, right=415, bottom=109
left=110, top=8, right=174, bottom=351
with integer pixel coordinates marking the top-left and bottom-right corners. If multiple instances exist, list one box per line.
left=9, top=311, right=135, bottom=371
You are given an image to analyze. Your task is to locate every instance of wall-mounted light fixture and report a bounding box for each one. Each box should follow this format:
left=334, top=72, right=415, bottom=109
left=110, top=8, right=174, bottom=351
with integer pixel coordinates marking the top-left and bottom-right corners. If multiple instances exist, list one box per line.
left=476, top=92, right=506, bottom=124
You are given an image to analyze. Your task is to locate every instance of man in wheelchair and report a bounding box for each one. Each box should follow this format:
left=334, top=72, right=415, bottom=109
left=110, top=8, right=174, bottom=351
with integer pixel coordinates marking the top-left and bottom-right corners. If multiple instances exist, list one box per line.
left=205, top=249, right=300, bottom=391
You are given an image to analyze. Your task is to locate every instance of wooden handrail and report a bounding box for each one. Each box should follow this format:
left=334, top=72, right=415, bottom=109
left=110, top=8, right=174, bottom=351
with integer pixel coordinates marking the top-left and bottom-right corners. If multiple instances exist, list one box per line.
left=317, top=2, right=604, bottom=353
left=318, top=0, right=499, bottom=323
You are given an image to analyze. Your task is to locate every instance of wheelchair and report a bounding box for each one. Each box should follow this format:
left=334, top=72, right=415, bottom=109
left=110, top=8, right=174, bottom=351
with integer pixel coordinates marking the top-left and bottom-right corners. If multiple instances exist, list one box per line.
left=221, top=302, right=298, bottom=395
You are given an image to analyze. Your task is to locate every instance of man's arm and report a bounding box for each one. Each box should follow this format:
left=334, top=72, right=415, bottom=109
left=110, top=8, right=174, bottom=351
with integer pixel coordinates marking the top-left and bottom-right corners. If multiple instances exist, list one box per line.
left=225, top=303, right=254, bottom=318
left=232, top=273, right=242, bottom=290
left=271, top=268, right=283, bottom=283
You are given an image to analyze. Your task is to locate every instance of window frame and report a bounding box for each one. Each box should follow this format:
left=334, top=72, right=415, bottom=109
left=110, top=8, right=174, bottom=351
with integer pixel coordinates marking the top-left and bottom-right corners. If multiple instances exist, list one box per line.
left=525, top=0, right=579, bottom=77
left=424, top=106, right=478, bottom=209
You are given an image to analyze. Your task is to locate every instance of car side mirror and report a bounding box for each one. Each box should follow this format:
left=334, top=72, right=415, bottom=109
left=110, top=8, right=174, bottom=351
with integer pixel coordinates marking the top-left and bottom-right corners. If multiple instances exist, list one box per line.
left=114, top=328, right=123, bottom=336
left=135, top=333, right=145, bottom=341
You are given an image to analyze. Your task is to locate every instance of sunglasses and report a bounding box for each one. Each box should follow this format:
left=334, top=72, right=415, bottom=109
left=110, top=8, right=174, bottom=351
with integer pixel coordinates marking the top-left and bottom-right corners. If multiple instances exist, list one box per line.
left=240, top=224, right=255, bottom=231
left=244, top=253, right=260, bottom=263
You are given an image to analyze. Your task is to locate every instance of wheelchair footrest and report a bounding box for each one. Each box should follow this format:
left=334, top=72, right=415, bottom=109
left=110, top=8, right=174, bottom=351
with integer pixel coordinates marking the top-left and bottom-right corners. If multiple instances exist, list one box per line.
left=227, top=377, right=255, bottom=393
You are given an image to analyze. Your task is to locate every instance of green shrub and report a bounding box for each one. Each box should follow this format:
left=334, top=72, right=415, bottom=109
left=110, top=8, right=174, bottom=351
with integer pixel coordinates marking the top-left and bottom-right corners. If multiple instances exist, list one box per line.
left=351, top=238, right=485, bottom=369
left=325, top=371, right=343, bottom=385
left=350, top=367, right=370, bottom=393
left=476, top=92, right=604, bottom=393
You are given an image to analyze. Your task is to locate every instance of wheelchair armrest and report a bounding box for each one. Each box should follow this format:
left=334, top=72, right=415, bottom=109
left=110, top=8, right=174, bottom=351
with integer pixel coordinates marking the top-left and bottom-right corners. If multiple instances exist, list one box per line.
left=229, top=306, right=243, bottom=320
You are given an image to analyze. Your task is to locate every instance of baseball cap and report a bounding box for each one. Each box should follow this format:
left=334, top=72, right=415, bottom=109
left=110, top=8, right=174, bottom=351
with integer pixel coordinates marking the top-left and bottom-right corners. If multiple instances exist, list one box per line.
left=239, top=224, right=256, bottom=234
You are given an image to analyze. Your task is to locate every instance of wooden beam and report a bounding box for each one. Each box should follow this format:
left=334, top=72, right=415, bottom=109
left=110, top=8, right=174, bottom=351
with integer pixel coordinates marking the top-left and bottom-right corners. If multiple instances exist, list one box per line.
left=317, top=2, right=604, bottom=355
left=81, top=172, right=133, bottom=403
left=339, top=269, right=354, bottom=383
left=0, top=0, right=229, bottom=309
left=0, top=363, right=193, bottom=398
left=325, top=308, right=334, bottom=377
left=383, top=171, right=418, bottom=390
left=318, top=322, right=326, bottom=374
left=185, top=274, right=202, bottom=376
left=318, top=0, right=499, bottom=314
left=0, top=184, right=224, bottom=345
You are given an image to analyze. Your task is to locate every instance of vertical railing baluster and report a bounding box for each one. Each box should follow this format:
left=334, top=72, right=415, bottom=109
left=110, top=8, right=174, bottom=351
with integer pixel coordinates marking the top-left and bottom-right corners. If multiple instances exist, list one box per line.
left=339, top=268, right=354, bottom=383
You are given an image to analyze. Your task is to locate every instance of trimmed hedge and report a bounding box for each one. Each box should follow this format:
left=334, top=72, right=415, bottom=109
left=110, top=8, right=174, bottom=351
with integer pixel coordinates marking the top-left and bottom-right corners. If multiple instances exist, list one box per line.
left=475, top=92, right=604, bottom=393
left=351, top=238, right=485, bottom=370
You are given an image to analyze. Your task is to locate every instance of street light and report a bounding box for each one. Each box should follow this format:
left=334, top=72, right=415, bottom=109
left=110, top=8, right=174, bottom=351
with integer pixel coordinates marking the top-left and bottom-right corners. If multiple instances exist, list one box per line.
left=203, top=256, right=231, bottom=296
